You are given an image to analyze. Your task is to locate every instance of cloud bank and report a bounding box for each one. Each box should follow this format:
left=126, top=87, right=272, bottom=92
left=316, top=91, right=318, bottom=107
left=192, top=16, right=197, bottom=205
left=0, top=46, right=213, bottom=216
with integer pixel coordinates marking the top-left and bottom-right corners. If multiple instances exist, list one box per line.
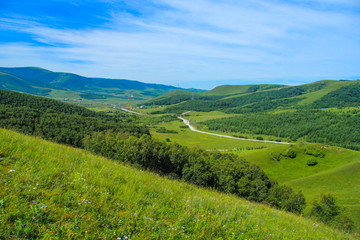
left=0, top=0, right=359, bottom=88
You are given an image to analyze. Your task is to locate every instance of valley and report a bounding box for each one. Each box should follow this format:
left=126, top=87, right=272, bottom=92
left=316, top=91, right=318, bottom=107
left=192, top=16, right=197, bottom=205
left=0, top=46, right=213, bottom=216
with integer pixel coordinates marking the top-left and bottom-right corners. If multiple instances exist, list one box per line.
left=1, top=70, right=360, bottom=237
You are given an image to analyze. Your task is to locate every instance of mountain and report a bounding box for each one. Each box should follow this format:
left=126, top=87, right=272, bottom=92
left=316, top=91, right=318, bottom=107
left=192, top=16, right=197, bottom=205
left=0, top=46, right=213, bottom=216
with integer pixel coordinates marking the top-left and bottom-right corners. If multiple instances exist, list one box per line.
left=0, top=67, right=202, bottom=102
left=144, top=80, right=360, bottom=112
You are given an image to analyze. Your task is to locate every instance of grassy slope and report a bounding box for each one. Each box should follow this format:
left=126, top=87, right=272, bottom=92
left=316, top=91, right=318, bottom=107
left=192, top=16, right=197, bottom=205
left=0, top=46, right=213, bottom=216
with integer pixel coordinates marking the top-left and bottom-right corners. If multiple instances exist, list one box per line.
left=0, top=128, right=356, bottom=239
left=296, top=80, right=355, bottom=106
left=204, top=84, right=283, bottom=96
left=150, top=120, right=278, bottom=150
left=204, top=85, right=252, bottom=96
left=240, top=144, right=360, bottom=231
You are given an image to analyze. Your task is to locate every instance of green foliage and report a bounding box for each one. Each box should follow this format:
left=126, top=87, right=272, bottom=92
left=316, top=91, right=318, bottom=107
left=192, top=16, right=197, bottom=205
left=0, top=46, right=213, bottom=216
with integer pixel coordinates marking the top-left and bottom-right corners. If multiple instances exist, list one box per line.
left=0, top=128, right=355, bottom=239
left=203, top=109, right=360, bottom=150
left=267, top=184, right=306, bottom=214
left=0, top=89, right=149, bottom=147
left=283, top=148, right=297, bottom=158
left=309, top=193, right=354, bottom=231
left=311, top=82, right=360, bottom=108
left=307, top=158, right=318, bottom=166
left=156, top=127, right=178, bottom=134
left=304, top=146, right=325, bottom=158
left=164, top=86, right=307, bottom=113
left=83, top=130, right=305, bottom=213
left=270, top=152, right=282, bottom=161
left=310, top=193, right=341, bottom=223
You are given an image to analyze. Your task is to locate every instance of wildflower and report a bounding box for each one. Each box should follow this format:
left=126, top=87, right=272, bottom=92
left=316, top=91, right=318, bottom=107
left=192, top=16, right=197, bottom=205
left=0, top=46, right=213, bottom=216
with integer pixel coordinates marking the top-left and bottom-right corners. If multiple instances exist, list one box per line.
left=8, top=169, right=15, bottom=173
left=34, top=201, right=37, bottom=204
left=32, top=216, right=36, bottom=219
left=36, top=183, right=39, bottom=186
left=23, top=223, right=27, bottom=226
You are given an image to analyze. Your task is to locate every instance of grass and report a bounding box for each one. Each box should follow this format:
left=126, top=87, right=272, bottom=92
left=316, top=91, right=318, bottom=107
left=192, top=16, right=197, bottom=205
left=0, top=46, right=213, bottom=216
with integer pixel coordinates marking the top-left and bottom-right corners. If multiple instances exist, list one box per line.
left=184, top=111, right=239, bottom=122
left=0, top=128, right=357, bottom=239
left=296, top=81, right=355, bottom=106
left=150, top=120, right=278, bottom=150
left=239, top=143, right=360, bottom=232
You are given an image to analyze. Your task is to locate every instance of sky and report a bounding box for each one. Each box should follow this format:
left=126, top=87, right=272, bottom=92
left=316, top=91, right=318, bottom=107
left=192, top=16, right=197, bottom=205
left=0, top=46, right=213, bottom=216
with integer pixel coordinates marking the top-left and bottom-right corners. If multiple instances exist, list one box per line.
left=0, top=0, right=359, bottom=89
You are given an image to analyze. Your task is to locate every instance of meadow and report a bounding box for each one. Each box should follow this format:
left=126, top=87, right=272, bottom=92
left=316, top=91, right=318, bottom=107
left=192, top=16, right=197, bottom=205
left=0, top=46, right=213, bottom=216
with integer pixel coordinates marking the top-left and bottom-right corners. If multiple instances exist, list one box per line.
left=0, top=128, right=357, bottom=239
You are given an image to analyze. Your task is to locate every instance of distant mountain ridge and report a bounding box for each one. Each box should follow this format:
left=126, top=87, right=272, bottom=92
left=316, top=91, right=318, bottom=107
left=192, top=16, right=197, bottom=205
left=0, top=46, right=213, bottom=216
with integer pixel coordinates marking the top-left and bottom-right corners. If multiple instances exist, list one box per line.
left=0, top=67, right=202, bottom=101
left=144, top=79, right=360, bottom=113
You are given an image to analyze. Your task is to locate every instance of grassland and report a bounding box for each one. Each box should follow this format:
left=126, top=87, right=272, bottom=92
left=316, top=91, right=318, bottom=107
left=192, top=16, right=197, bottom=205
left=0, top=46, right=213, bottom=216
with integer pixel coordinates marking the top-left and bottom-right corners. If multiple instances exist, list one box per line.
left=0, top=128, right=357, bottom=239
left=148, top=112, right=360, bottom=232
left=236, top=144, right=360, bottom=231
left=150, top=120, right=278, bottom=150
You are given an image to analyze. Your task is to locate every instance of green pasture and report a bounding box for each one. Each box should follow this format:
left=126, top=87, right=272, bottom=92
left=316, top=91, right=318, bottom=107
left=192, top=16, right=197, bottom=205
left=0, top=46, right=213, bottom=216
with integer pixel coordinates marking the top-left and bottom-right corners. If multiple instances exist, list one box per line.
left=151, top=120, right=279, bottom=150
left=239, top=144, right=360, bottom=231
left=0, top=128, right=356, bottom=239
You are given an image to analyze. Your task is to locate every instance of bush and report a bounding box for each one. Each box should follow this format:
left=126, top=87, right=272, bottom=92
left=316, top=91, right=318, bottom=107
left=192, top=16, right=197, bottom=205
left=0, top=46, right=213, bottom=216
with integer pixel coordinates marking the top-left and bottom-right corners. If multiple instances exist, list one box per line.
left=309, top=193, right=354, bottom=232
left=307, top=158, right=318, bottom=166
left=270, top=152, right=282, bottom=161
left=283, top=148, right=297, bottom=158
left=256, top=136, right=264, bottom=140
left=310, top=193, right=340, bottom=223
left=304, top=147, right=325, bottom=158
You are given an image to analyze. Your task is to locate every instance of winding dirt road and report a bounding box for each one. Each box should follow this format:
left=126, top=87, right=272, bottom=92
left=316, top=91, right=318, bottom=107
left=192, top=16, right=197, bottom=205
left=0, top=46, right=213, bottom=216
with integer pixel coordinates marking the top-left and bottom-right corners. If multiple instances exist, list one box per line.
left=178, top=115, right=290, bottom=145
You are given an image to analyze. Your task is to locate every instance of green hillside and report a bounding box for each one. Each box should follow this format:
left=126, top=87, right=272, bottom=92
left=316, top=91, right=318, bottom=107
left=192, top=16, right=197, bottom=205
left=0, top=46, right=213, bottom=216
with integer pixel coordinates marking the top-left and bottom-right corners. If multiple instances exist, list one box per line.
left=204, top=84, right=284, bottom=96
left=0, top=72, right=51, bottom=95
left=144, top=80, right=360, bottom=113
left=0, top=128, right=357, bottom=239
left=236, top=144, right=360, bottom=231
left=0, top=67, right=202, bottom=105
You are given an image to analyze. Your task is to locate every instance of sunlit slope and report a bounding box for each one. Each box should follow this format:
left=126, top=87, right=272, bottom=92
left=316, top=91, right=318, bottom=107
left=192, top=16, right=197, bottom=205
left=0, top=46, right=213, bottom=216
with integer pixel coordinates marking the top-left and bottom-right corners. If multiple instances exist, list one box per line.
left=240, top=144, right=360, bottom=231
left=144, top=80, right=360, bottom=113
left=0, top=128, right=355, bottom=239
left=203, top=84, right=283, bottom=96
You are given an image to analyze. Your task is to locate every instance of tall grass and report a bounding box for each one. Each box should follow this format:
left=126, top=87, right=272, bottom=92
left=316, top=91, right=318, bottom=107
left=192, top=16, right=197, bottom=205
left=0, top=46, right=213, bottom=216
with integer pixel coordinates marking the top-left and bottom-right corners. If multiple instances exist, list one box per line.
left=0, top=128, right=356, bottom=239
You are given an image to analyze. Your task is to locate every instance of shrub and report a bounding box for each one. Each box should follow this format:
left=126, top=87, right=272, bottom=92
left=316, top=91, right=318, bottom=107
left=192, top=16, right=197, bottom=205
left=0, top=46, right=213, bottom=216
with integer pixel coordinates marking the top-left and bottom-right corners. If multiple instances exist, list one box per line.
left=256, top=136, right=264, bottom=140
left=283, top=148, right=297, bottom=158
left=304, top=147, right=325, bottom=158
left=270, top=152, right=282, bottom=161
left=310, top=193, right=340, bottom=223
left=307, top=158, right=318, bottom=166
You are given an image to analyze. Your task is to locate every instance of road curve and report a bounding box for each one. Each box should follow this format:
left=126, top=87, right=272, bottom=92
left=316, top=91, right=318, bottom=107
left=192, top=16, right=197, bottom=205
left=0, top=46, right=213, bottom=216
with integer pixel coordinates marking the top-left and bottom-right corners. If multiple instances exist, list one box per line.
left=178, top=116, right=290, bottom=145
left=120, top=108, right=149, bottom=116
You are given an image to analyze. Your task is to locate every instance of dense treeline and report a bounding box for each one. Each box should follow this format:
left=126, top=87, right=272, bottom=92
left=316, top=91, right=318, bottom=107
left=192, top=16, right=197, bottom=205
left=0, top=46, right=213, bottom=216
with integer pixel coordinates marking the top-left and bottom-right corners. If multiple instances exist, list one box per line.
left=147, top=81, right=360, bottom=113
left=203, top=109, right=360, bottom=150
left=163, top=87, right=306, bottom=113
left=0, top=89, right=98, bottom=117
left=310, top=83, right=360, bottom=108
left=83, top=131, right=306, bottom=213
left=0, top=89, right=306, bottom=215
left=0, top=90, right=149, bottom=146
left=225, top=97, right=303, bottom=114
left=145, top=94, right=222, bottom=106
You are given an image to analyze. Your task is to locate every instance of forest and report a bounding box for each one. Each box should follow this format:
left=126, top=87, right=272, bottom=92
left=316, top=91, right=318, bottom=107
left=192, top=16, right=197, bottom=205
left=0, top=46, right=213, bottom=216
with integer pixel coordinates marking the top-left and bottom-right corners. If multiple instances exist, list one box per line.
left=0, top=89, right=305, bottom=214
left=203, top=109, right=360, bottom=150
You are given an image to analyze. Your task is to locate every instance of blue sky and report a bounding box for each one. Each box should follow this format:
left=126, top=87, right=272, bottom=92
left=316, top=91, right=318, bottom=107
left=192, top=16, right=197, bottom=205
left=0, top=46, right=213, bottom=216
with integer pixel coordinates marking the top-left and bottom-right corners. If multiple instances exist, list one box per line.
left=0, top=0, right=359, bottom=89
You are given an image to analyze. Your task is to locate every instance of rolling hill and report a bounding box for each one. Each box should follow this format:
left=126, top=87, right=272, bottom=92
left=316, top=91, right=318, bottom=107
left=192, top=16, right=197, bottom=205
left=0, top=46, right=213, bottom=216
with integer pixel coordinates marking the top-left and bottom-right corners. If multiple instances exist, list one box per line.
left=0, top=128, right=357, bottom=239
left=0, top=67, right=202, bottom=104
left=144, top=80, right=360, bottom=112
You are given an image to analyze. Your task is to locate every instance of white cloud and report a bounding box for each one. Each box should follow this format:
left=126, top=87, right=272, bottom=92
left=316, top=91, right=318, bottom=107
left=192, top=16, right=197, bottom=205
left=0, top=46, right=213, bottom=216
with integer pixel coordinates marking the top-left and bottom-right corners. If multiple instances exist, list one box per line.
left=0, top=0, right=359, bottom=87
